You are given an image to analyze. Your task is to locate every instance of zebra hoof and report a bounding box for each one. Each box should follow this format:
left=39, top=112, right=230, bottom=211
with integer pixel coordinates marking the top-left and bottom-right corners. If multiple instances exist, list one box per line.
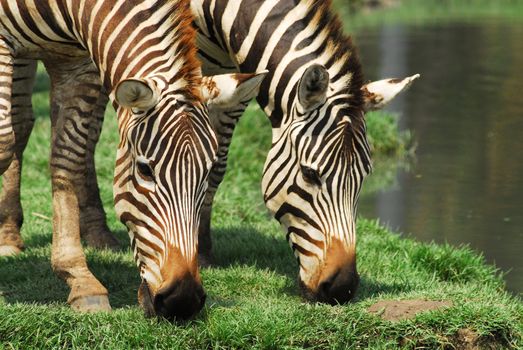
left=70, top=295, right=112, bottom=313
left=0, top=245, right=23, bottom=257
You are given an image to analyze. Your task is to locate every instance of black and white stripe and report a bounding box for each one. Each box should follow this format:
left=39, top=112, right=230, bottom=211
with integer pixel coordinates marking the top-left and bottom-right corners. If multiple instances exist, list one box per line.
left=1, top=0, right=375, bottom=305
left=0, top=0, right=216, bottom=318
left=193, top=0, right=371, bottom=302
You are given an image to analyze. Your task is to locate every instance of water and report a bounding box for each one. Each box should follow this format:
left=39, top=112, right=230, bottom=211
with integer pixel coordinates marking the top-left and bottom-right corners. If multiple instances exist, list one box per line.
left=354, top=20, right=523, bottom=295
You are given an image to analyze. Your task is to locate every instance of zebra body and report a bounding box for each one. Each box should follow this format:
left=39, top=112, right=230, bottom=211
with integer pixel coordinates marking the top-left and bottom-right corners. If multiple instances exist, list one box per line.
left=0, top=0, right=219, bottom=320
left=193, top=0, right=419, bottom=282
left=191, top=0, right=371, bottom=302
left=0, top=0, right=419, bottom=307
left=193, top=0, right=419, bottom=303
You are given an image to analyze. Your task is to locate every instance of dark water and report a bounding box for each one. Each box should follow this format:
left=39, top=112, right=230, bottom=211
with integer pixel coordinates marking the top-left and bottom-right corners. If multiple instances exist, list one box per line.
left=354, top=20, right=523, bottom=295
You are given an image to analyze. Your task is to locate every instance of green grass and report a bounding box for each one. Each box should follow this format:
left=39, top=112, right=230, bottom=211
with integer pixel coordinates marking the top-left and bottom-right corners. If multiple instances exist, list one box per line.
left=334, top=0, right=523, bottom=31
left=365, top=111, right=413, bottom=157
left=361, top=111, right=415, bottom=196
left=0, top=69, right=521, bottom=348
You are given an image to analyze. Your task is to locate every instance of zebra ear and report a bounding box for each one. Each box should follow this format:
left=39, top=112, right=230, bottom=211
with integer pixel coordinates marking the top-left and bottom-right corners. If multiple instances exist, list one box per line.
left=201, top=71, right=268, bottom=108
left=298, top=64, right=329, bottom=111
left=362, top=74, right=420, bottom=112
left=115, top=78, right=160, bottom=111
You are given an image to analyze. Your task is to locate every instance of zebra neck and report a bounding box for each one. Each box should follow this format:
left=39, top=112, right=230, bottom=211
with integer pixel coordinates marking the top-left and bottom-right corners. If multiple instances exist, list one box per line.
left=194, top=0, right=361, bottom=128
left=69, top=0, right=201, bottom=100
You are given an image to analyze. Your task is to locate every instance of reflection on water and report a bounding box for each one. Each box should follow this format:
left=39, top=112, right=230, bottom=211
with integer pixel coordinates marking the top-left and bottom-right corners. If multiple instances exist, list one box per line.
left=354, top=20, right=523, bottom=294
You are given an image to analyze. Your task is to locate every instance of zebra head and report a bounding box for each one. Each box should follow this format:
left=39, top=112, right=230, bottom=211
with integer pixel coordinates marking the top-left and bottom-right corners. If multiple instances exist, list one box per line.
left=111, top=73, right=262, bottom=320
left=112, top=77, right=214, bottom=320
left=262, top=62, right=419, bottom=304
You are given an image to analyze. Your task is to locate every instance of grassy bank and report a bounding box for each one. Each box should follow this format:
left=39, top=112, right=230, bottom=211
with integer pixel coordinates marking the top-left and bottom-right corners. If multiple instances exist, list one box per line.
left=1, top=216, right=521, bottom=348
left=1, top=70, right=521, bottom=348
left=334, top=0, right=523, bottom=31
left=365, top=111, right=413, bottom=157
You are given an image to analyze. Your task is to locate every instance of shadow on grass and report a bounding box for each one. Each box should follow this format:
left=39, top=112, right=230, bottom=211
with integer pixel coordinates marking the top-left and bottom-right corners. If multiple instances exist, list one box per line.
left=23, top=228, right=131, bottom=253
left=21, top=230, right=52, bottom=249
left=1, top=225, right=409, bottom=310
left=212, top=225, right=296, bottom=276
left=210, top=225, right=412, bottom=300
left=356, top=277, right=413, bottom=301
left=210, top=224, right=301, bottom=298
left=1, top=228, right=138, bottom=308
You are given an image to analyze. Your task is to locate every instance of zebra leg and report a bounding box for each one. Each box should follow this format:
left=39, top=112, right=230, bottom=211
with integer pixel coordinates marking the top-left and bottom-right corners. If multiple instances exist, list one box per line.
left=45, top=58, right=110, bottom=312
left=79, top=90, right=119, bottom=249
left=198, top=188, right=216, bottom=267
left=198, top=102, right=248, bottom=266
left=0, top=59, right=36, bottom=256
left=198, top=136, right=238, bottom=266
left=197, top=72, right=267, bottom=266
left=0, top=38, right=15, bottom=175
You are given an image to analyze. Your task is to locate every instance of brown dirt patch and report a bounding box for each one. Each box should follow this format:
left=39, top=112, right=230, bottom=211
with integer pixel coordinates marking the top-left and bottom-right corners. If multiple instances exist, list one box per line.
left=368, top=299, right=453, bottom=321
left=368, top=300, right=508, bottom=349
left=451, top=328, right=507, bottom=350
left=454, top=328, right=482, bottom=350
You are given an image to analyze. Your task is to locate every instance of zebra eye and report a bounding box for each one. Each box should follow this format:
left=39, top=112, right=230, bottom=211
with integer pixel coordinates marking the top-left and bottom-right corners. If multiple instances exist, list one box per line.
left=301, top=165, right=322, bottom=186
left=136, top=160, right=154, bottom=181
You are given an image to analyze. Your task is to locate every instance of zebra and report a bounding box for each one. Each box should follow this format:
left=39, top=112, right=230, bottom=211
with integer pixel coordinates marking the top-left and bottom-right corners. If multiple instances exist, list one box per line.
left=0, top=0, right=255, bottom=320
left=192, top=0, right=419, bottom=304
left=0, top=0, right=419, bottom=307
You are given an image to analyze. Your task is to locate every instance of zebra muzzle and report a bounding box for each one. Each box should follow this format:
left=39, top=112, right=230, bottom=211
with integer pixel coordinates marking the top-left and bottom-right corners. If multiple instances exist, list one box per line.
left=152, top=274, right=206, bottom=321
left=316, top=265, right=360, bottom=305
left=138, top=274, right=206, bottom=321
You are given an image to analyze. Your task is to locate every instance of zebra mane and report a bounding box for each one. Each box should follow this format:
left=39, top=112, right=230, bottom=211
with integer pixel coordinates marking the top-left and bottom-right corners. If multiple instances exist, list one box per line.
left=308, top=0, right=367, bottom=155
left=80, top=0, right=203, bottom=102
left=163, top=0, right=203, bottom=102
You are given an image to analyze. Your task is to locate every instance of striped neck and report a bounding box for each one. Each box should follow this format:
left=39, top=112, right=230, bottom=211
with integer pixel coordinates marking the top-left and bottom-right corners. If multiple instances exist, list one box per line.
left=194, top=0, right=363, bottom=127
left=67, top=0, right=201, bottom=100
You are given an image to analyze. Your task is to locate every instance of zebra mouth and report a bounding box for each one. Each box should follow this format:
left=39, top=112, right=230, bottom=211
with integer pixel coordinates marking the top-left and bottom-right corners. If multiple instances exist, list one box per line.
left=138, top=279, right=155, bottom=317
left=298, top=270, right=360, bottom=305
left=297, top=277, right=317, bottom=301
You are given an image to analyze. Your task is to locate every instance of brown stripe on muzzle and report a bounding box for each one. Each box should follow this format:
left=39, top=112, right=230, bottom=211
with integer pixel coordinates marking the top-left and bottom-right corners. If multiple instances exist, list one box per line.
left=301, top=237, right=359, bottom=304
left=138, top=246, right=205, bottom=321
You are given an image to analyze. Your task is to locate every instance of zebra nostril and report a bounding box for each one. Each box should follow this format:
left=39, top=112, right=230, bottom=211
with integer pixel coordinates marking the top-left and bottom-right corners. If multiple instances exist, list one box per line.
left=153, top=293, right=166, bottom=316
left=318, top=269, right=339, bottom=300
left=153, top=276, right=205, bottom=321
left=317, top=267, right=359, bottom=305
left=318, top=280, right=332, bottom=298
